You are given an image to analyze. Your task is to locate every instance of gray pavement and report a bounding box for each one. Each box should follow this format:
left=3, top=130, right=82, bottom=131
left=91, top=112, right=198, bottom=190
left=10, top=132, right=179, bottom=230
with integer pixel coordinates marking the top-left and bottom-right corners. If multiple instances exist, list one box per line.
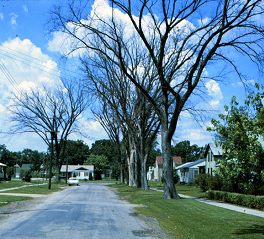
left=0, top=183, right=166, bottom=239
left=151, top=188, right=264, bottom=218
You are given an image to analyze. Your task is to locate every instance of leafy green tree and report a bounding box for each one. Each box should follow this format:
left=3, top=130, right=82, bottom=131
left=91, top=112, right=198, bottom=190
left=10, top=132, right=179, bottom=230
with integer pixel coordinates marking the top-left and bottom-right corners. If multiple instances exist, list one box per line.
left=84, top=154, right=109, bottom=180
left=171, top=141, right=204, bottom=163
left=6, top=166, right=15, bottom=180
left=62, top=140, right=90, bottom=165
left=90, top=139, right=119, bottom=178
left=208, top=87, right=264, bottom=194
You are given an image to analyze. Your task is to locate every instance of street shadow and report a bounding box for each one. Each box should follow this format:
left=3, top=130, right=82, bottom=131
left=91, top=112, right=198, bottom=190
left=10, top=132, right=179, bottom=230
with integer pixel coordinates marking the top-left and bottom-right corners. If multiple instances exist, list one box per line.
left=233, top=224, right=264, bottom=236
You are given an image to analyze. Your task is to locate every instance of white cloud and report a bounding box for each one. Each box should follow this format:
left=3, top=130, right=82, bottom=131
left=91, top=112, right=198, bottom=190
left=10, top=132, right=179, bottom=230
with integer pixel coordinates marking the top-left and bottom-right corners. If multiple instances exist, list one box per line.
left=23, top=5, right=28, bottom=14
left=231, top=79, right=255, bottom=88
left=10, top=12, right=18, bottom=25
left=0, top=38, right=62, bottom=151
left=0, top=13, right=3, bottom=21
left=205, top=80, right=223, bottom=107
left=198, top=17, right=211, bottom=27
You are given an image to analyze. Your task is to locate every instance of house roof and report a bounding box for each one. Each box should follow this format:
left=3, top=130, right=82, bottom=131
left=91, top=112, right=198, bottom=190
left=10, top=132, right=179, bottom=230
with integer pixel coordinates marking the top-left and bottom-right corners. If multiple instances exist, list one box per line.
left=204, top=143, right=223, bottom=157
left=156, top=156, right=182, bottom=165
left=176, top=158, right=205, bottom=169
left=0, top=163, right=7, bottom=167
left=60, top=165, right=94, bottom=172
left=21, top=164, right=33, bottom=170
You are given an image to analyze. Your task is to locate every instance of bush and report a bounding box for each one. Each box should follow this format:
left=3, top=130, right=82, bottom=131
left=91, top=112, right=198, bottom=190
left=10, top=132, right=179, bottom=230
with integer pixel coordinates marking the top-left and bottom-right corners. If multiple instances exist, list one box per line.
left=207, top=175, right=223, bottom=191
left=173, top=168, right=180, bottom=185
left=194, top=174, right=208, bottom=192
left=6, top=166, right=15, bottom=180
left=89, top=172, right=93, bottom=180
left=20, top=169, right=32, bottom=182
left=206, top=190, right=264, bottom=210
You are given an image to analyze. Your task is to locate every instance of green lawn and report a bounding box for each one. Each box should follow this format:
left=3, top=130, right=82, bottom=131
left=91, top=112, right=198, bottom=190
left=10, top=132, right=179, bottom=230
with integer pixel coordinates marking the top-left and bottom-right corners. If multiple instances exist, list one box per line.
left=148, top=180, right=207, bottom=198
left=0, top=195, right=32, bottom=207
left=108, top=184, right=264, bottom=238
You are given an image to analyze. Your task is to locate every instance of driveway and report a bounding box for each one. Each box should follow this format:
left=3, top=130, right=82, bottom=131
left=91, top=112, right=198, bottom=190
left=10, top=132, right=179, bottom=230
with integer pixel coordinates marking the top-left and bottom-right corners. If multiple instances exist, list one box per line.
left=0, top=183, right=167, bottom=239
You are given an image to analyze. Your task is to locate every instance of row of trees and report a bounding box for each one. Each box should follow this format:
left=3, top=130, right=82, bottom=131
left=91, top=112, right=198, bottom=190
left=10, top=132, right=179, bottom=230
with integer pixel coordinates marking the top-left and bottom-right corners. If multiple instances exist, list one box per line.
left=47, top=0, right=264, bottom=198
left=6, top=0, right=264, bottom=198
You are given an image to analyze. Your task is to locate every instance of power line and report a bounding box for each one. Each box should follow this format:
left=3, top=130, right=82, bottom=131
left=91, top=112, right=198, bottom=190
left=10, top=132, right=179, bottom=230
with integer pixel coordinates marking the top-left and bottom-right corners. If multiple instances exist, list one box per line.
left=0, top=45, right=85, bottom=79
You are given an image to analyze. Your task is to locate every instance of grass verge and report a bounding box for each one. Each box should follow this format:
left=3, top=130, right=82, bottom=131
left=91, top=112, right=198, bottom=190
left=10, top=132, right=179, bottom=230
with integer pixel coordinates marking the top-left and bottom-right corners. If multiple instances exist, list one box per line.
left=108, top=184, right=264, bottom=239
left=148, top=181, right=207, bottom=198
left=0, top=195, right=32, bottom=207
left=3, top=182, right=65, bottom=194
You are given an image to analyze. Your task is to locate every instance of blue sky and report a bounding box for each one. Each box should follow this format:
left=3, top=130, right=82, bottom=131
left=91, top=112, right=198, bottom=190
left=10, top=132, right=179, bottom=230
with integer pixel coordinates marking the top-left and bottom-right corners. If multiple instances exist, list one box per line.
left=0, top=0, right=261, bottom=152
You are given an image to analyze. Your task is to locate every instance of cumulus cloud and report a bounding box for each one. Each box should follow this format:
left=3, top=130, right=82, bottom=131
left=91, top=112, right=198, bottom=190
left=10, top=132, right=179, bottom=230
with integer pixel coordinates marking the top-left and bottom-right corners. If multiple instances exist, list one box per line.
left=205, top=80, right=223, bottom=107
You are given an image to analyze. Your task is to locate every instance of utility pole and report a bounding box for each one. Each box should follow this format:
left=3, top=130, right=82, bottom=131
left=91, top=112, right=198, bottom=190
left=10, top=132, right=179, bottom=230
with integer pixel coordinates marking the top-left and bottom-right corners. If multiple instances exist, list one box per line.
left=48, top=116, right=59, bottom=190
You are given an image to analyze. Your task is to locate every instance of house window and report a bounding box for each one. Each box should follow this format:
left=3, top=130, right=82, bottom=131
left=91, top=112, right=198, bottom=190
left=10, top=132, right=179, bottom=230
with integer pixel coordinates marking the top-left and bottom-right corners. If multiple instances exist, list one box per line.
left=194, top=170, right=198, bottom=179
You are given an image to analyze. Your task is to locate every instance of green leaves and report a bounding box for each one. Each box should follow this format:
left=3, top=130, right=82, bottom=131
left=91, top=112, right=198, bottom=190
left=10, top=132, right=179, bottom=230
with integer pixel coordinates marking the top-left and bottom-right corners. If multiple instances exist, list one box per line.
left=208, top=84, right=264, bottom=194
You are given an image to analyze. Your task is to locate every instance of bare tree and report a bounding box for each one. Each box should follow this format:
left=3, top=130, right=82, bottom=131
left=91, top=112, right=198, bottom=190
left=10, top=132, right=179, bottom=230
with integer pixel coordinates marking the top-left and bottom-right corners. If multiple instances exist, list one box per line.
left=50, top=0, right=264, bottom=198
left=9, top=80, right=90, bottom=173
left=84, top=52, right=160, bottom=189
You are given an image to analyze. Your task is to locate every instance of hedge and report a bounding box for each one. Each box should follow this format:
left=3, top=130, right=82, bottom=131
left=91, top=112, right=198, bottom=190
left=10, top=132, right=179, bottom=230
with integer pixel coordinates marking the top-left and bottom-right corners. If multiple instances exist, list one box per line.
left=206, top=190, right=264, bottom=210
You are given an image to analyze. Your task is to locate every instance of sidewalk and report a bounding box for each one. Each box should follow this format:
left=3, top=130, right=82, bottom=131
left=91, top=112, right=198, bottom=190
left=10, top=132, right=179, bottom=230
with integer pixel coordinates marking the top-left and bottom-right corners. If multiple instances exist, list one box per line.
left=0, top=183, right=48, bottom=193
left=150, top=188, right=264, bottom=218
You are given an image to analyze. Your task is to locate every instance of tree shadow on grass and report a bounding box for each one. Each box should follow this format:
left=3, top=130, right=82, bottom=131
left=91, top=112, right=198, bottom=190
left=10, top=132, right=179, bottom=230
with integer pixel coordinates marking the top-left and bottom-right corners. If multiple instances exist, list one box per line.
left=233, top=224, right=264, bottom=236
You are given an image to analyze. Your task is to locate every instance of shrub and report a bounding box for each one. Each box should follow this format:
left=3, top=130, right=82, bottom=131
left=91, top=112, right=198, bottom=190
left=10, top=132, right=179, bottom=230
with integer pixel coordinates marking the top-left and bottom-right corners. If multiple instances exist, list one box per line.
left=207, top=175, right=223, bottom=191
left=195, top=174, right=208, bottom=192
left=89, top=172, right=93, bottom=180
left=6, top=166, right=15, bottom=180
left=173, top=168, right=180, bottom=185
left=206, top=190, right=264, bottom=210
left=20, top=169, right=32, bottom=182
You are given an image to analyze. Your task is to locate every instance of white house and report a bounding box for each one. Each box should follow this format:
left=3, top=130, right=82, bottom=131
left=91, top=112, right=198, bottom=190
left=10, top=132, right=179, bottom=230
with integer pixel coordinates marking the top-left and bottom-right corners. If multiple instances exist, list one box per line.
left=176, top=158, right=205, bottom=184
left=60, top=165, right=94, bottom=180
left=204, top=143, right=223, bottom=176
left=147, top=156, right=182, bottom=181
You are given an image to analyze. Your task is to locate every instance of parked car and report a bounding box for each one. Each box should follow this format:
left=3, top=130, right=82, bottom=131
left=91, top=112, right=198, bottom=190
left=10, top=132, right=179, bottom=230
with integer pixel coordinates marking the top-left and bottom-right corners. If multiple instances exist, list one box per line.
left=68, top=177, right=79, bottom=186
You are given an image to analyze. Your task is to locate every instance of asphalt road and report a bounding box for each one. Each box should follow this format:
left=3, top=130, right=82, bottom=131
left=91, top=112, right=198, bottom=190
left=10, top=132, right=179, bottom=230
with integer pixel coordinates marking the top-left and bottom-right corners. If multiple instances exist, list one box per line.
left=0, top=183, right=166, bottom=239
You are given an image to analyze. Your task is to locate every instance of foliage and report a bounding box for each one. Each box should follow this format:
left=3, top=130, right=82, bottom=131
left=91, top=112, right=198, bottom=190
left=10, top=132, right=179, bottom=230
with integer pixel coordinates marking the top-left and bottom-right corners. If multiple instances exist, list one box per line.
left=84, top=154, right=109, bottom=180
left=173, top=168, right=180, bottom=185
left=19, top=169, right=32, bottom=182
left=171, top=140, right=204, bottom=163
left=207, top=190, right=264, bottom=210
left=60, top=139, right=90, bottom=165
left=208, top=86, right=264, bottom=194
left=6, top=167, right=15, bottom=180
left=194, top=174, right=209, bottom=192
left=90, top=139, right=120, bottom=179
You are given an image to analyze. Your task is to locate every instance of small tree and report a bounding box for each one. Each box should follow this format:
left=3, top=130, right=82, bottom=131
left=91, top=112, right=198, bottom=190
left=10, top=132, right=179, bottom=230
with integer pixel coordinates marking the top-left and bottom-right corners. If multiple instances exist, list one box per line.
left=6, top=167, right=15, bottom=181
left=208, top=85, right=264, bottom=194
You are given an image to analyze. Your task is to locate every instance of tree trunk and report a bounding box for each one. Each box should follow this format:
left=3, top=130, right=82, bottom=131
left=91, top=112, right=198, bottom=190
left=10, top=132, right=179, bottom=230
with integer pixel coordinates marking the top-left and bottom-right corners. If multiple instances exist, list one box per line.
left=141, top=154, right=149, bottom=190
left=161, top=128, right=180, bottom=199
left=128, top=147, right=135, bottom=187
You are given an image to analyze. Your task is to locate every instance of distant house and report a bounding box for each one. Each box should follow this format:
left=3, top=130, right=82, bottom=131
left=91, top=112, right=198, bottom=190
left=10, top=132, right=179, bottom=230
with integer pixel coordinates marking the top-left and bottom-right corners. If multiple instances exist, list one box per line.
left=0, top=163, right=7, bottom=180
left=15, top=164, right=33, bottom=179
left=176, top=158, right=205, bottom=184
left=60, top=165, right=94, bottom=180
left=147, top=156, right=182, bottom=181
left=204, top=143, right=224, bottom=176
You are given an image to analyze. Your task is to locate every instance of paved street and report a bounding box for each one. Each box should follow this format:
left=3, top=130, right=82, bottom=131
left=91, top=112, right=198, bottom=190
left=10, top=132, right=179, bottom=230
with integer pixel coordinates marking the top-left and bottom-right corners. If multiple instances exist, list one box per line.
left=0, top=183, right=166, bottom=239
